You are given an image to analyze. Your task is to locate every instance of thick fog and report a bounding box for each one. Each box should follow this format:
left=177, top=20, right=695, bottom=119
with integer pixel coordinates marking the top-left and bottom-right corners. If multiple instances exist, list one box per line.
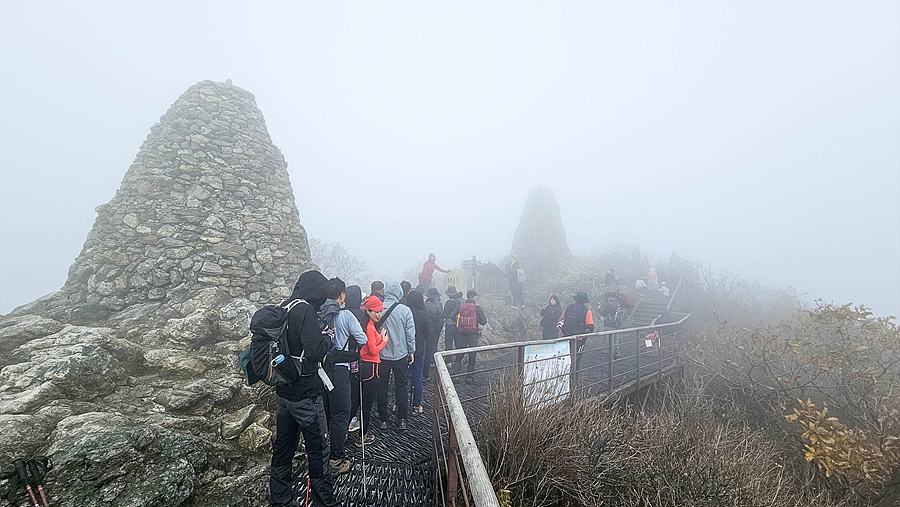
left=1, top=1, right=898, bottom=316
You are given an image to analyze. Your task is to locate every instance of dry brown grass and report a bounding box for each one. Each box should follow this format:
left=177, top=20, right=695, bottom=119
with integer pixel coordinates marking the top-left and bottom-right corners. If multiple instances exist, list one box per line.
left=479, top=373, right=855, bottom=507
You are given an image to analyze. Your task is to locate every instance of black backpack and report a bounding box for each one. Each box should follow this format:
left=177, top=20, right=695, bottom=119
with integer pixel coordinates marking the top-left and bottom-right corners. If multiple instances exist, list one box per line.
left=561, top=303, right=589, bottom=337
left=240, top=299, right=307, bottom=387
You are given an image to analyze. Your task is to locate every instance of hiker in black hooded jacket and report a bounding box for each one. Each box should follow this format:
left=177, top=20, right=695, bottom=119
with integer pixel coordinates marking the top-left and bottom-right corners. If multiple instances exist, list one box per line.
left=539, top=295, right=562, bottom=340
left=269, top=270, right=337, bottom=507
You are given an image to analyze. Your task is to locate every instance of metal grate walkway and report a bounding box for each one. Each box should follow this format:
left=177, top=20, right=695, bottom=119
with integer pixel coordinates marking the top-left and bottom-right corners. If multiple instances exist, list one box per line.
left=294, top=376, right=438, bottom=506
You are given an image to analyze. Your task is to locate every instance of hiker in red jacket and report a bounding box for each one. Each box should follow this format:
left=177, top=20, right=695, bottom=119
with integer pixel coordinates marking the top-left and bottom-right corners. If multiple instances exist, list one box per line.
left=417, top=253, right=448, bottom=291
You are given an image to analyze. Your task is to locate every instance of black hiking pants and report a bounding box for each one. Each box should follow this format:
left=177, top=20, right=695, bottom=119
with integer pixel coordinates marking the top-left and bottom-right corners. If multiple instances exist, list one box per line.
left=326, top=365, right=351, bottom=461
left=377, top=358, right=409, bottom=422
left=270, top=395, right=336, bottom=507
left=453, top=333, right=479, bottom=375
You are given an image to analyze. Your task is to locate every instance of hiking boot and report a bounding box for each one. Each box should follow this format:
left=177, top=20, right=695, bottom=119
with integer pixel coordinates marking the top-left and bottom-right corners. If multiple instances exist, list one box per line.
left=412, top=405, right=424, bottom=415
left=465, top=376, right=475, bottom=385
left=379, top=420, right=389, bottom=430
left=348, top=417, right=360, bottom=433
left=354, top=433, right=375, bottom=448
left=398, top=419, right=407, bottom=430
left=391, top=403, right=397, bottom=413
left=330, top=458, right=351, bottom=475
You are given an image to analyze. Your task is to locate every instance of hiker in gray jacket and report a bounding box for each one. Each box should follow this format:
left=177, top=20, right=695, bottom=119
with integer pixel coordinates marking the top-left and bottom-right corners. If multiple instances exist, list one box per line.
left=376, top=280, right=416, bottom=429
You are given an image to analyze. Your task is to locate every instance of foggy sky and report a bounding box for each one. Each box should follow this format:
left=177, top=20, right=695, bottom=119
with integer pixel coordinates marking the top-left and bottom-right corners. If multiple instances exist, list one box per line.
left=1, top=1, right=898, bottom=317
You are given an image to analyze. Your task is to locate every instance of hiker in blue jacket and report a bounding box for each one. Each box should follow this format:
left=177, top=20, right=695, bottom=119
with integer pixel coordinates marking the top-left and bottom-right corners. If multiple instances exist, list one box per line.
left=376, top=281, right=416, bottom=430
left=320, top=278, right=367, bottom=475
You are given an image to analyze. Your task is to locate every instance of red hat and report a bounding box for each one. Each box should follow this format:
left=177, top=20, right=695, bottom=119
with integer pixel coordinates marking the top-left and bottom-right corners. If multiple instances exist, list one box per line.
left=364, top=295, right=385, bottom=312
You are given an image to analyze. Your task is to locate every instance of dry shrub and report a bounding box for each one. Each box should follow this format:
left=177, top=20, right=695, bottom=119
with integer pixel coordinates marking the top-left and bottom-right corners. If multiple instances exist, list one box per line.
left=480, top=374, right=851, bottom=507
left=687, top=302, right=900, bottom=503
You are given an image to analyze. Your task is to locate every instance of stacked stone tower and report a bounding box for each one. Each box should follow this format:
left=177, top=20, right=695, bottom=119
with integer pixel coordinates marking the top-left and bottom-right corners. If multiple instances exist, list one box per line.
left=511, top=185, right=571, bottom=280
left=62, top=80, right=312, bottom=314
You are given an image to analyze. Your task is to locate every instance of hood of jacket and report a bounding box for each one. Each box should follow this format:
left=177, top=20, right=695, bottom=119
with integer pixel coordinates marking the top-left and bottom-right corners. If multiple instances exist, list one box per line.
left=345, top=285, right=363, bottom=310
left=290, top=270, right=329, bottom=309
left=384, top=280, right=403, bottom=304
left=405, top=290, right=426, bottom=311
left=320, top=298, right=341, bottom=328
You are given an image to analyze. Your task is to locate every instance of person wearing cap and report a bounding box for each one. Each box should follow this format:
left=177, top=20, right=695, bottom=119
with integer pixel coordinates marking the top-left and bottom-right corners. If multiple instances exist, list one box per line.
left=423, top=287, right=443, bottom=380
left=441, top=285, right=462, bottom=353
left=450, top=289, right=487, bottom=383
left=355, top=295, right=389, bottom=447
left=418, top=253, right=449, bottom=292
left=558, top=292, right=595, bottom=370
left=659, top=281, right=670, bottom=298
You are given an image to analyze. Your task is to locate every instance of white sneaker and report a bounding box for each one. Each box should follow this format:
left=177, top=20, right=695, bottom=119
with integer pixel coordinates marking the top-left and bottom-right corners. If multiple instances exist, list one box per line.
left=348, top=416, right=360, bottom=433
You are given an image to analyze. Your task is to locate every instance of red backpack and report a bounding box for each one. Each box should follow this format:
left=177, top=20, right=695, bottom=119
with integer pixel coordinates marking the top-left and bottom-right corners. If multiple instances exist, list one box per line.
left=457, top=302, right=479, bottom=334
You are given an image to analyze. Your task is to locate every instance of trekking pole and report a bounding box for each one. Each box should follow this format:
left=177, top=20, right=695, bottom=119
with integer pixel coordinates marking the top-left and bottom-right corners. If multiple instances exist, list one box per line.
left=13, top=461, right=39, bottom=507
left=26, top=459, right=51, bottom=507
left=359, top=373, right=366, bottom=490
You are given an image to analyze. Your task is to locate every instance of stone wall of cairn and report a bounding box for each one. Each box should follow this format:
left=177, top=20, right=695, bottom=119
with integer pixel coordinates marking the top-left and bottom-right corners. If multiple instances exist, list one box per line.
left=62, top=80, right=312, bottom=312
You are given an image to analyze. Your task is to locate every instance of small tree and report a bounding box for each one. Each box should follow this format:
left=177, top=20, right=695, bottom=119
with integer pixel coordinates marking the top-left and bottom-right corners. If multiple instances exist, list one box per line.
left=308, top=238, right=370, bottom=286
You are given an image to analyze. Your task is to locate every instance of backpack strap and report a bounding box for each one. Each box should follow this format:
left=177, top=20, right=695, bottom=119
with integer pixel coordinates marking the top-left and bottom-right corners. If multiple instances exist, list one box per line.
left=374, top=302, right=400, bottom=332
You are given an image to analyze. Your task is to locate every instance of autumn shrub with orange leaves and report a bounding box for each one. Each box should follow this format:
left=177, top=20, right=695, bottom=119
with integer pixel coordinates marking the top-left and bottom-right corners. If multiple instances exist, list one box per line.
left=688, top=302, right=900, bottom=503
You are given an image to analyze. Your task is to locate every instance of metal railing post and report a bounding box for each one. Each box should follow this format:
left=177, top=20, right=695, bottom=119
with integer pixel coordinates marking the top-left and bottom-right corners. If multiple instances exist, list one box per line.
left=636, top=329, right=642, bottom=393
left=607, top=333, right=614, bottom=393
left=516, top=345, right=525, bottom=376
left=657, top=329, right=663, bottom=382
left=569, top=337, right=578, bottom=396
left=448, top=419, right=459, bottom=507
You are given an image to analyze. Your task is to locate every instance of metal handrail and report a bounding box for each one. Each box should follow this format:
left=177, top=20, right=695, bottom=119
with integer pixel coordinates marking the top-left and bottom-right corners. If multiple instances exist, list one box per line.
left=431, top=314, right=691, bottom=506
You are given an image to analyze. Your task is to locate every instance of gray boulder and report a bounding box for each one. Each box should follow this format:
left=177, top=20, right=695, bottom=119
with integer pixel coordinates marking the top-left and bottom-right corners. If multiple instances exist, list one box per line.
left=46, top=412, right=202, bottom=507
left=220, top=404, right=256, bottom=440
left=0, top=314, right=64, bottom=367
left=154, top=379, right=233, bottom=415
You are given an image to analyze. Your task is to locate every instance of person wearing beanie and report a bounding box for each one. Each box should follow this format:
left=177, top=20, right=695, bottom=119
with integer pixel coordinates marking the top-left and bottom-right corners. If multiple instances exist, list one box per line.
left=441, top=285, right=462, bottom=353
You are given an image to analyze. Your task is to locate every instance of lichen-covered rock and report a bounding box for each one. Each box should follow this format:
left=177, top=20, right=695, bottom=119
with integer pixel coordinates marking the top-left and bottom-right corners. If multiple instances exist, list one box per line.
left=153, top=379, right=233, bottom=414
left=238, top=422, right=271, bottom=454
left=217, top=299, right=256, bottom=341
left=0, top=314, right=65, bottom=367
left=46, top=412, right=204, bottom=507
left=0, top=413, right=56, bottom=465
left=221, top=404, right=256, bottom=440
left=0, top=326, right=128, bottom=413
left=161, top=310, right=216, bottom=348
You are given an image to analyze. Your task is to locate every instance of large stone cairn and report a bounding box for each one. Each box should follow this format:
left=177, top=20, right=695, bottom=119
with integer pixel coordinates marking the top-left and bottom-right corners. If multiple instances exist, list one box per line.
left=0, top=80, right=314, bottom=506
left=62, top=80, right=311, bottom=316
left=510, top=185, right=571, bottom=281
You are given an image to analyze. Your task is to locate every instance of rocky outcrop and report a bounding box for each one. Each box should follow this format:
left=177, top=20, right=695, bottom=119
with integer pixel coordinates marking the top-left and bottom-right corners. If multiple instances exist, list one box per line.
left=510, top=185, right=571, bottom=283
left=0, top=80, right=307, bottom=507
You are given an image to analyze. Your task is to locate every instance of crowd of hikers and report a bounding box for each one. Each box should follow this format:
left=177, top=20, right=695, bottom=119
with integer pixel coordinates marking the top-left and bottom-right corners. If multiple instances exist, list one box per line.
left=244, top=254, right=488, bottom=506
left=244, top=252, right=687, bottom=506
